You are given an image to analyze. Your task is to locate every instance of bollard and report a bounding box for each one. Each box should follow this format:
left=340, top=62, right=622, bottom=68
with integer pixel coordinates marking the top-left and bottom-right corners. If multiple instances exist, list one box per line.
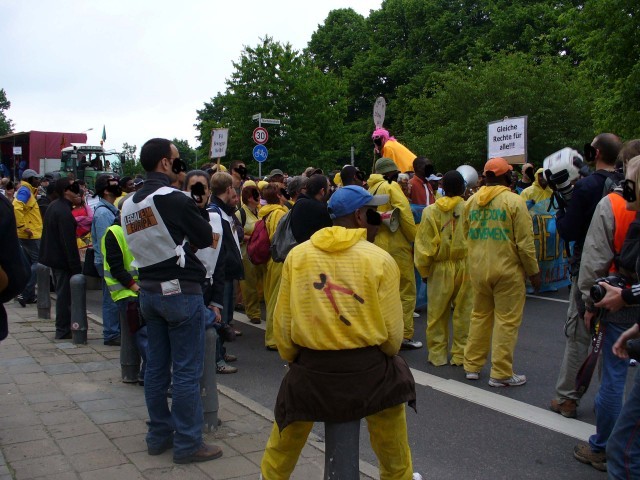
left=120, top=305, right=140, bottom=383
left=324, top=420, right=361, bottom=480
left=200, top=327, right=219, bottom=432
left=70, top=274, right=87, bottom=345
left=36, top=264, right=51, bottom=319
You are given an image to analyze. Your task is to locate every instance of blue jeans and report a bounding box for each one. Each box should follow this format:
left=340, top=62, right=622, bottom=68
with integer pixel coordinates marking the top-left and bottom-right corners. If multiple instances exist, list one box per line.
left=139, top=290, right=205, bottom=459
left=607, top=367, right=640, bottom=479
left=96, top=263, right=121, bottom=342
left=589, top=320, right=631, bottom=452
left=19, top=238, right=39, bottom=301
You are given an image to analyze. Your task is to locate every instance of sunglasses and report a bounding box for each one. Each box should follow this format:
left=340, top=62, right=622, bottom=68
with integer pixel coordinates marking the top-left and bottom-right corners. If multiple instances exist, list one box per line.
left=65, top=182, right=81, bottom=194
left=623, top=179, right=636, bottom=203
left=171, top=158, right=187, bottom=174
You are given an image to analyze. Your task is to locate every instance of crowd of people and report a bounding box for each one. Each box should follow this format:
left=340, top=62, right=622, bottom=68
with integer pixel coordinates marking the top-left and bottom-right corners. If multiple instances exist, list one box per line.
left=2, top=129, right=640, bottom=478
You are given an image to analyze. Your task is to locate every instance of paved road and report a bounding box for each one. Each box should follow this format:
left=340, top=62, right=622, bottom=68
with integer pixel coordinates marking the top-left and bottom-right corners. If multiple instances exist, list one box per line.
left=86, top=287, right=623, bottom=479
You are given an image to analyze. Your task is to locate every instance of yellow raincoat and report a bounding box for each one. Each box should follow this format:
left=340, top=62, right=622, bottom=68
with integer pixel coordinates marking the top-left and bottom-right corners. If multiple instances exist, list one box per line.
left=463, top=186, right=539, bottom=380
left=414, top=196, right=471, bottom=366
left=382, top=140, right=417, bottom=173
left=259, top=203, right=288, bottom=348
left=237, top=204, right=265, bottom=322
left=368, top=174, right=417, bottom=340
left=262, top=226, right=412, bottom=480
left=520, top=168, right=552, bottom=204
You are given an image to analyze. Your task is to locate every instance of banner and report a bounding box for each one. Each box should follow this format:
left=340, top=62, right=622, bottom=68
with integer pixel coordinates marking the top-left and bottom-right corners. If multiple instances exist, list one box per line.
left=527, top=198, right=571, bottom=292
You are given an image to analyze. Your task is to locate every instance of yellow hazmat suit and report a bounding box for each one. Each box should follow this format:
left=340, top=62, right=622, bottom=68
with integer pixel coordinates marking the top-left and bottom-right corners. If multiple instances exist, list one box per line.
left=463, top=186, right=539, bottom=379
left=520, top=168, right=552, bottom=203
left=237, top=204, right=265, bottom=322
left=382, top=141, right=417, bottom=173
left=368, top=174, right=417, bottom=340
left=259, top=203, right=288, bottom=348
left=414, top=196, right=471, bottom=366
left=262, top=226, right=413, bottom=480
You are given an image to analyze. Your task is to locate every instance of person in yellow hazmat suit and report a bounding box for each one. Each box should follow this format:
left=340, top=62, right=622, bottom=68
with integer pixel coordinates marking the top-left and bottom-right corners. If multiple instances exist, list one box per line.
left=259, top=182, right=289, bottom=350
left=261, top=185, right=420, bottom=480
left=372, top=128, right=417, bottom=173
left=414, top=171, right=471, bottom=366
left=463, top=157, right=541, bottom=387
left=237, top=182, right=265, bottom=324
left=368, top=158, right=421, bottom=349
left=520, top=167, right=552, bottom=204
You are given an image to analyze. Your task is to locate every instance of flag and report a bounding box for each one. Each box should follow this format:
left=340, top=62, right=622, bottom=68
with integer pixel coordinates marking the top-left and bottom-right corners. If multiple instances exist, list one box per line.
left=101, top=125, right=106, bottom=145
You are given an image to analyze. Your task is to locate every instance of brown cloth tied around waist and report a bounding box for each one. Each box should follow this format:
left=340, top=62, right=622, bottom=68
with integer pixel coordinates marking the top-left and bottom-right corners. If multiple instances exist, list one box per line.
left=274, top=346, right=416, bottom=432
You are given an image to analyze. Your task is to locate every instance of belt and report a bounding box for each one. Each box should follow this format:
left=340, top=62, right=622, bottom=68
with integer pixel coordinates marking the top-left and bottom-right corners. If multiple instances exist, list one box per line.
left=139, top=280, right=202, bottom=296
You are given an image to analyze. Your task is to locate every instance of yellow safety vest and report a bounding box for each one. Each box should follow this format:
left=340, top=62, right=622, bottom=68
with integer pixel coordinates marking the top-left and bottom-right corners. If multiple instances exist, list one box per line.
left=102, top=225, right=139, bottom=302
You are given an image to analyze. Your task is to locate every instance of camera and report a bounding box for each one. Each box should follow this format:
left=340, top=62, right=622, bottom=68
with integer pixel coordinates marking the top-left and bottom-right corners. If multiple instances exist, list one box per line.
left=627, top=339, right=640, bottom=361
left=543, top=147, right=587, bottom=206
left=590, top=275, right=628, bottom=303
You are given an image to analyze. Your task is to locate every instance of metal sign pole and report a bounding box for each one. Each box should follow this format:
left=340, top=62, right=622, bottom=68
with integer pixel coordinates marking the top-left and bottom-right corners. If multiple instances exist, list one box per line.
left=258, top=116, right=262, bottom=179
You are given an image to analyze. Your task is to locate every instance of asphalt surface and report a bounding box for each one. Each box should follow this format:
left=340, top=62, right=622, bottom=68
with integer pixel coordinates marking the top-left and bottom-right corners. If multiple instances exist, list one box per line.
left=85, top=286, right=621, bottom=479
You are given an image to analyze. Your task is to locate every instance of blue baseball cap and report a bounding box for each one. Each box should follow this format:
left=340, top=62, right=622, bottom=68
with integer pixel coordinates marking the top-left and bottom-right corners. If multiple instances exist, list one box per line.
left=328, top=185, right=388, bottom=219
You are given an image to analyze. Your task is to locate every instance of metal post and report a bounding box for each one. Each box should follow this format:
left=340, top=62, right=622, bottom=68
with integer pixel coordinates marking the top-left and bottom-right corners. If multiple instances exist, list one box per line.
left=324, top=420, right=361, bottom=480
left=201, top=327, right=219, bottom=432
left=70, top=274, right=87, bottom=345
left=120, top=304, right=140, bottom=383
left=36, top=264, right=51, bottom=319
left=351, top=145, right=355, bottom=166
left=258, top=116, right=262, bottom=179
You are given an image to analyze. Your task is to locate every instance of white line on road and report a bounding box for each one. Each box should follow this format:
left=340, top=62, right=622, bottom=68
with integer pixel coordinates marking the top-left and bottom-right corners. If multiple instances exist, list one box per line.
left=526, top=294, right=570, bottom=304
left=233, top=312, right=594, bottom=442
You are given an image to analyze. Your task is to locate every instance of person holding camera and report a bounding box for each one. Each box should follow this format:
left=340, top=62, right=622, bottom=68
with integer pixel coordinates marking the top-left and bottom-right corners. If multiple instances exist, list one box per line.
left=585, top=154, right=640, bottom=478
left=570, top=153, right=640, bottom=472
left=550, top=133, right=624, bottom=419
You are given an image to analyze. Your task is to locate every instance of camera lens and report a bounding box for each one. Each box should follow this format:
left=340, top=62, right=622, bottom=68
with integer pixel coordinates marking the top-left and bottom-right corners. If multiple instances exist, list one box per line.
left=590, top=284, right=606, bottom=303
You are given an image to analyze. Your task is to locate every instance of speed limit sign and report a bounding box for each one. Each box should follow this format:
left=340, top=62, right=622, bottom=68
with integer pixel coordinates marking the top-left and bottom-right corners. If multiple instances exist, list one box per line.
left=253, top=127, right=268, bottom=145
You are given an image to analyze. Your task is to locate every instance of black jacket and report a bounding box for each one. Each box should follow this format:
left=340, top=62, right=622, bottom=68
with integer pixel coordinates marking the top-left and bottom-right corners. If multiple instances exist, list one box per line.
left=209, top=196, right=244, bottom=282
left=39, top=198, right=82, bottom=274
left=128, top=173, right=212, bottom=284
left=290, top=194, right=332, bottom=244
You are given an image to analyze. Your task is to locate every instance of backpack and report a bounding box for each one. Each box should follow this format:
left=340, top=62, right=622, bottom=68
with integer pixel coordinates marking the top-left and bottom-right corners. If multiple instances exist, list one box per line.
left=247, top=213, right=272, bottom=265
left=270, top=210, right=297, bottom=263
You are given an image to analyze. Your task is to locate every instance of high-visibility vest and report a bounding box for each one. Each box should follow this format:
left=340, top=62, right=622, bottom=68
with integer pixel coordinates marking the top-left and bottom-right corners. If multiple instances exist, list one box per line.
left=102, top=225, right=139, bottom=302
left=609, top=192, right=636, bottom=274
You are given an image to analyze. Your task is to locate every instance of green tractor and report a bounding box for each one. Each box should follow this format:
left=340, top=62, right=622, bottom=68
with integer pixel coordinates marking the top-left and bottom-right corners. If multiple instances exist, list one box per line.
left=56, top=144, right=124, bottom=191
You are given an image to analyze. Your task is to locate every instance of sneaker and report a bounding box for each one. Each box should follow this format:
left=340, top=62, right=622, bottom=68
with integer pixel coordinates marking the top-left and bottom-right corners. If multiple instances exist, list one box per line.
left=550, top=399, right=577, bottom=418
left=465, top=371, right=479, bottom=380
left=401, top=338, right=423, bottom=350
left=223, top=353, right=237, bottom=363
left=17, top=295, right=37, bottom=307
left=250, top=318, right=261, bottom=324
left=488, top=373, right=527, bottom=387
left=233, top=329, right=242, bottom=337
left=216, top=363, right=238, bottom=374
left=573, top=441, right=607, bottom=472
left=413, top=311, right=420, bottom=318
left=413, top=474, right=424, bottom=480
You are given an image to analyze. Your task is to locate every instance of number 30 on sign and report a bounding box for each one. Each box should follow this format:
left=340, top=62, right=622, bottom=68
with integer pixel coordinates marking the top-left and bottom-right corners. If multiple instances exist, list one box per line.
left=253, top=127, right=268, bottom=145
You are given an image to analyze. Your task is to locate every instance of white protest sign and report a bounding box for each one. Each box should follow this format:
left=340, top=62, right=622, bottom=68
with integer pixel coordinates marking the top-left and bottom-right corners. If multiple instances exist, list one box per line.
left=13, top=146, right=22, bottom=155
left=487, top=116, right=527, bottom=163
left=373, top=97, right=386, bottom=128
left=210, top=128, right=229, bottom=158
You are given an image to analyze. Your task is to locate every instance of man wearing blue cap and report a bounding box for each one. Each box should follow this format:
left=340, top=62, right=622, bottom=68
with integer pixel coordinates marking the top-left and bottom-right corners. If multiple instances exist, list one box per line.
left=260, top=185, right=419, bottom=480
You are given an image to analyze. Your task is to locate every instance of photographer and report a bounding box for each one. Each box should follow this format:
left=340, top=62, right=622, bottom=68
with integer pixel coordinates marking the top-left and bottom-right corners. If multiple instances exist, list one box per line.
left=570, top=154, right=640, bottom=472
left=591, top=154, right=640, bottom=479
left=550, top=133, right=623, bottom=419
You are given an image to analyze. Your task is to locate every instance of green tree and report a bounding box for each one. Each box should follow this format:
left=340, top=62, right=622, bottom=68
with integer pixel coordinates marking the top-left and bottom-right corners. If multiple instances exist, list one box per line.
left=403, top=53, right=594, bottom=171
left=0, top=89, right=14, bottom=136
left=195, top=37, right=349, bottom=176
left=120, top=142, right=144, bottom=177
left=561, top=0, right=640, bottom=138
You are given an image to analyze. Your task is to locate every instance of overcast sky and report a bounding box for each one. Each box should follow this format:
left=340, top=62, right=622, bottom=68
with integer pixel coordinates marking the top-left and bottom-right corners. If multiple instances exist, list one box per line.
left=0, top=0, right=380, bottom=158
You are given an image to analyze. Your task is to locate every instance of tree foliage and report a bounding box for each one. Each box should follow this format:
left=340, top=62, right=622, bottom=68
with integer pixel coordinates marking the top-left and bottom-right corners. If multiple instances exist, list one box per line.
left=0, top=89, right=14, bottom=136
left=195, top=1, right=638, bottom=176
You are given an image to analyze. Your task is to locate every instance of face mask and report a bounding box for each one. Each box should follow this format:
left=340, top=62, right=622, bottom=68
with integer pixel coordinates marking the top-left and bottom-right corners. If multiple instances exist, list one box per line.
left=624, top=157, right=640, bottom=211
left=365, top=208, right=381, bottom=226
left=251, top=190, right=260, bottom=202
left=386, top=172, right=399, bottom=184
left=190, top=181, right=206, bottom=205
left=584, top=143, right=597, bottom=164
left=172, top=158, right=187, bottom=174
left=66, top=182, right=80, bottom=194
left=235, top=166, right=248, bottom=179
